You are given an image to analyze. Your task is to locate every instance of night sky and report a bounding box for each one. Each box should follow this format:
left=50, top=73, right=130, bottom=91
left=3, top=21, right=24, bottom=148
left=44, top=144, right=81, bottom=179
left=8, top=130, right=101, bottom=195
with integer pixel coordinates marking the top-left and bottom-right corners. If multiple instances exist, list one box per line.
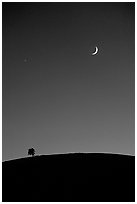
left=3, top=3, right=135, bottom=161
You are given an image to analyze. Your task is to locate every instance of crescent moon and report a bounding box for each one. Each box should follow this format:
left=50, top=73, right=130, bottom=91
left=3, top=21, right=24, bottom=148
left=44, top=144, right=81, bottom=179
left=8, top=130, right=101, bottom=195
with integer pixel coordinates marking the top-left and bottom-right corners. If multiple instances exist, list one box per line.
left=91, top=46, right=99, bottom=56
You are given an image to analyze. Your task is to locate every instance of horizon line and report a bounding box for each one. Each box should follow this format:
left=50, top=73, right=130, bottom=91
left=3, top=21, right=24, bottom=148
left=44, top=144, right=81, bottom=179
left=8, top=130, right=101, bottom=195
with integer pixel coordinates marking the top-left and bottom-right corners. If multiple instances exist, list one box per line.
left=3, top=151, right=135, bottom=162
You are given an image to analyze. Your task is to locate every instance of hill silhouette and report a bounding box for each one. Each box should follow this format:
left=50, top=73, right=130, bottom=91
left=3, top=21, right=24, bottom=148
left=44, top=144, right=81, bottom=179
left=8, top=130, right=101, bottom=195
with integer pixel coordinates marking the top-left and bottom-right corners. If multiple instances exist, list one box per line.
left=2, top=153, right=135, bottom=202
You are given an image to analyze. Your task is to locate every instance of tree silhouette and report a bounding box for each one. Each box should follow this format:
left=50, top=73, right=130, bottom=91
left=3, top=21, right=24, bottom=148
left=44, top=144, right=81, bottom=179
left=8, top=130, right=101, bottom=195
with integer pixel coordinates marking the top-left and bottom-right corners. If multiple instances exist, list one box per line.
left=28, top=148, right=35, bottom=157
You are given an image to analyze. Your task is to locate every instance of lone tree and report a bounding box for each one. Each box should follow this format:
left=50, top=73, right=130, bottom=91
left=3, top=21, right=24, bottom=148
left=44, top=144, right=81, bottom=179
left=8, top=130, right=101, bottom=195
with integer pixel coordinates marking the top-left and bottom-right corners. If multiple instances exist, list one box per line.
left=28, top=148, right=35, bottom=157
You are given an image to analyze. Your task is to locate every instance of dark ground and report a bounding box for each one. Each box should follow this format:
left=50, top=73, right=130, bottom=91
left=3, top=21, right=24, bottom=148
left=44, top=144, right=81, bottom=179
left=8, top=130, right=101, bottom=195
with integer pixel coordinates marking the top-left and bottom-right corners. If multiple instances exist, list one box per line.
left=2, top=153, right=135, bottom=202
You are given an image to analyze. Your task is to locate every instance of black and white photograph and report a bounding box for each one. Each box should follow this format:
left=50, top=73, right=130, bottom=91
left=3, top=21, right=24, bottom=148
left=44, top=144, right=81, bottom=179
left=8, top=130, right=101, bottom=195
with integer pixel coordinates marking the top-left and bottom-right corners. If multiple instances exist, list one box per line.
left=2, top=2, right=135, bottom=202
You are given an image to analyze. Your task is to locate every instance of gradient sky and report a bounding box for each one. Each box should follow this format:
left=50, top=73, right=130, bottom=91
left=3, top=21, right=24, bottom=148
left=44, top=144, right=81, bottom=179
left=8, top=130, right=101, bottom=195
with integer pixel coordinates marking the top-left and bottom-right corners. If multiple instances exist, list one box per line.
left=3, top=3, right=135, bottom=161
